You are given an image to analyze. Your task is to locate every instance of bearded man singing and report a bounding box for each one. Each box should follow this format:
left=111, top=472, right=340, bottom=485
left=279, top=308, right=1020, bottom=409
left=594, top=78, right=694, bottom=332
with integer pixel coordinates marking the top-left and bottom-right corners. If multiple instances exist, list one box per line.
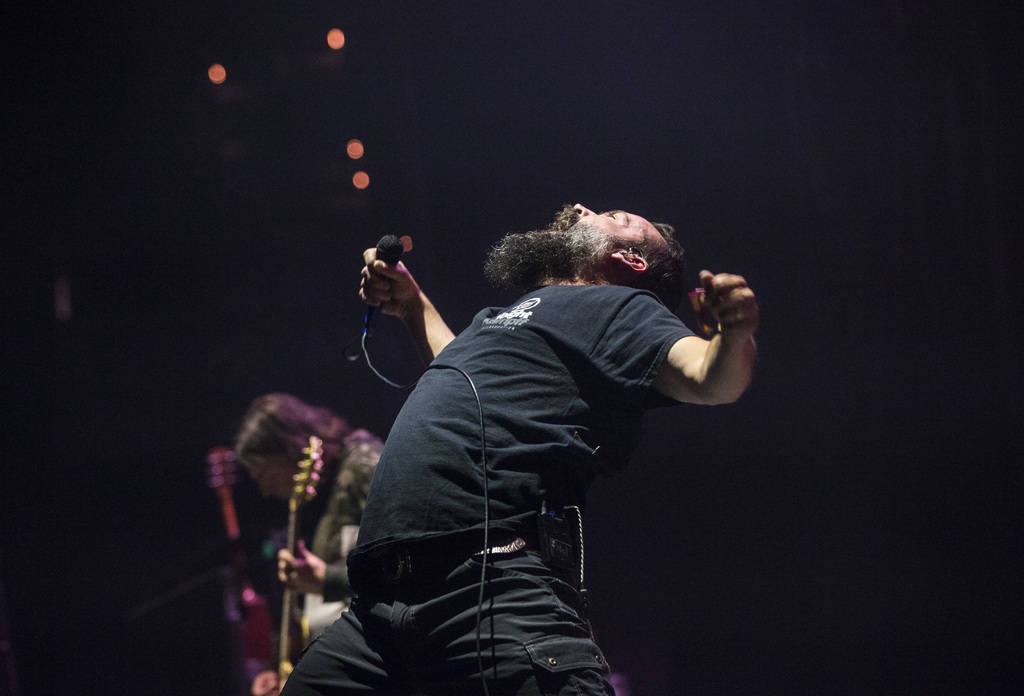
left=280, top=203, right=759, bottom=696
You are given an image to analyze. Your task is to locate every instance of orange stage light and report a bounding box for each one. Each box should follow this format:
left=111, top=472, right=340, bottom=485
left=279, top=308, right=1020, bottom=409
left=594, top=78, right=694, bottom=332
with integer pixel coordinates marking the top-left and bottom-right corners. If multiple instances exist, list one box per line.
left=327, top=28, right=346, bottom=50
left=208, top=63, right=227, bottom=84
left=352, top=171, right=370, bottom=190
left=346, top=139, right=365, bottom=159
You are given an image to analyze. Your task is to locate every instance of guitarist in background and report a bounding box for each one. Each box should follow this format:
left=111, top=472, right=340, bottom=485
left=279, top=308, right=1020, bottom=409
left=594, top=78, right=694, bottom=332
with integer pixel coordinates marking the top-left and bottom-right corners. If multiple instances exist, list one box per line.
left=234, top=393, right=382, bottom=696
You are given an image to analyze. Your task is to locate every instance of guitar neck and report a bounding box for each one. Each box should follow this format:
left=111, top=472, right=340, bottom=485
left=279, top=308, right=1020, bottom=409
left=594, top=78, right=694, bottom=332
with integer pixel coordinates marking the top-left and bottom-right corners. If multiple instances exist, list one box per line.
left=278, top=507, right=301, bottom=683
left=278, top=435, right=323, bottom=684
left=214, top=487, right=242, bottom=541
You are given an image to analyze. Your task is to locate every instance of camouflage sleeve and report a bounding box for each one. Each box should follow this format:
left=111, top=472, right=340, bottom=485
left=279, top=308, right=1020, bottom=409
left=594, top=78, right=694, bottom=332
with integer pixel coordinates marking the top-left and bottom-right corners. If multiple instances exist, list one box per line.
left=310, top=428, right=382, bottom=567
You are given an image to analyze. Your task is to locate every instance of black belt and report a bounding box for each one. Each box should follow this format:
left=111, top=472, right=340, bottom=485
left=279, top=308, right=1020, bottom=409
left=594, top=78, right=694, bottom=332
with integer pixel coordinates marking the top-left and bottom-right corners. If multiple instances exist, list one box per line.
left=349, top=529, right=540, bottom=599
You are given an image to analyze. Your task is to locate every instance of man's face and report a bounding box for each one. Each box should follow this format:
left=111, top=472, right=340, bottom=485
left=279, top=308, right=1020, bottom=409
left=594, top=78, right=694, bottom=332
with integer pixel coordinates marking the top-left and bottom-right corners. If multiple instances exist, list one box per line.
left=483, top=203, right=679, bottom=297
left=571, top=204, right=669, bottom=254
left=243, top=452, right=296, bottom=500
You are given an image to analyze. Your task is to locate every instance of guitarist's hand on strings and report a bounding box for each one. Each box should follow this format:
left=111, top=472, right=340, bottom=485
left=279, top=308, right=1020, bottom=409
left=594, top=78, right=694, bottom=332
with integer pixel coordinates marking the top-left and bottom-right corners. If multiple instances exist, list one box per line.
left=250, top=669, right=280, bottom=696
left=277, top=540, right=326, bottom=595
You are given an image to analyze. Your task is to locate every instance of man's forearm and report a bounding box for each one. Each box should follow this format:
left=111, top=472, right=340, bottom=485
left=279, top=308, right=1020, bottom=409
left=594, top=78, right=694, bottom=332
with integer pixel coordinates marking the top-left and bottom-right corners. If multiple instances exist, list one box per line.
left=399, top=291, right=456, bottom=364
left=698, top=332, right=757, bottom=404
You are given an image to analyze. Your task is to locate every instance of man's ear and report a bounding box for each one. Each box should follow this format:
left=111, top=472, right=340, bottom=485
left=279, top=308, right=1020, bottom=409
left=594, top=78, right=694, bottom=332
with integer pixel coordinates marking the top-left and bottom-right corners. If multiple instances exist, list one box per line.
left=610, top=249, right=649, bottom=274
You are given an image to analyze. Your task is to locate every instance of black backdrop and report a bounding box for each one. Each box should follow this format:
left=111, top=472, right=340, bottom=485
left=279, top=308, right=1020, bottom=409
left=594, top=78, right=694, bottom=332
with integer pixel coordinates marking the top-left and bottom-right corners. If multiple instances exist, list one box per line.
left=4, top=2, right=1021, bottom=694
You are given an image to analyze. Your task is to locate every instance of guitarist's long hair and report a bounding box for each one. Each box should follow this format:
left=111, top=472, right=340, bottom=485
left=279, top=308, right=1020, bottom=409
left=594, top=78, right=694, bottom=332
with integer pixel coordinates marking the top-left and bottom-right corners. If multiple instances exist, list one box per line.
left=235, top=393, right=351, bottom=469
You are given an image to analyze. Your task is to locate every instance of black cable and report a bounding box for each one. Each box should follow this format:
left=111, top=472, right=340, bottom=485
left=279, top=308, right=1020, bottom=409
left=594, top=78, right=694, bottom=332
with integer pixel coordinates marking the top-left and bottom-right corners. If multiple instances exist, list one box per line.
left=360, top=338, right=493, bottom=693
left=424, top=364, right=492, bottom=696
left=359, top=328, right=417, bottom=389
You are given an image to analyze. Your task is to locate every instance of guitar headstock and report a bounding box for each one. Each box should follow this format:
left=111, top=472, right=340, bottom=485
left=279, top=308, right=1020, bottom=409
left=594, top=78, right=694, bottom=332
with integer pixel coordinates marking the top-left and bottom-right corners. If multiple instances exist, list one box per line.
left=206, top=446, right=238, bottom=491
left=290, top=435, right=324, bottom=509
left=207, top=446, right=241, bottom=540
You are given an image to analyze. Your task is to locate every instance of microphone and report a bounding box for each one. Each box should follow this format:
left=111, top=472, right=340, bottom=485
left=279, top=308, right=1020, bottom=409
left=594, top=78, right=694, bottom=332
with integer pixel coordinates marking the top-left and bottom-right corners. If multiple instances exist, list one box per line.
left=375, top=234, right=404, bottom=266
left=362, top=235, right=405, bottom=335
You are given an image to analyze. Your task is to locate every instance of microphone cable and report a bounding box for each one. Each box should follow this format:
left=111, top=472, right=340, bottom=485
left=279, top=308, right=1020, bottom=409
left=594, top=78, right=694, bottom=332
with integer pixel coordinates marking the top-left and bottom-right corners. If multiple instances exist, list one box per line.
left=359, top=329, right=416, bottom=390
left=353, top=235, right=494, bottom=691
left=357, top=351, right=494, bottom=694
left=423, top=364, right=493, bottom=696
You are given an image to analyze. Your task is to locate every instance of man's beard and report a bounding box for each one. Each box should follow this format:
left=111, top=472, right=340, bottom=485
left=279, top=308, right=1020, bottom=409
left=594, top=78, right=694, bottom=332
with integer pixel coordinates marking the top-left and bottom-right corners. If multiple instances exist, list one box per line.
left=483, top=222, right=612, bottom=292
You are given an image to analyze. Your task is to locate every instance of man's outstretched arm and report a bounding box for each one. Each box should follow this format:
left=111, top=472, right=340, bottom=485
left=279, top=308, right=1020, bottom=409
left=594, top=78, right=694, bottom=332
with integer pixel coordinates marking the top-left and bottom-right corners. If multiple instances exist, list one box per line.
left=360, top=247, right=456, bottom=364
left=653, top=270, right=759, bottom=405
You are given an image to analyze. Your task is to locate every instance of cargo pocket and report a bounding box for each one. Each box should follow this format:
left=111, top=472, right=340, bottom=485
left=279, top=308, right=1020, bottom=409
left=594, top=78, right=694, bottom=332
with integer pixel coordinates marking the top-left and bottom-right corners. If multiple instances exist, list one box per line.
left=523, top=635, right=612, bottom=695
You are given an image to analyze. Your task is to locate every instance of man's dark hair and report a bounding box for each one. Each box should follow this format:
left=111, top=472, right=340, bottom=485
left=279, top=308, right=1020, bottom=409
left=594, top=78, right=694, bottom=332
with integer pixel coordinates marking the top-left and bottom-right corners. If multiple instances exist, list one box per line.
left=634, top=223, right=686, bottom=311
left=235, top=393, right=351, bottom=468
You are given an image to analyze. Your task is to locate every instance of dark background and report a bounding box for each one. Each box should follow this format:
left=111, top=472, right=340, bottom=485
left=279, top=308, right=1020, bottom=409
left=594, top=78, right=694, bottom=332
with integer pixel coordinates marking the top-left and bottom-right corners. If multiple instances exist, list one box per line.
left=4, top=1, right=1021, bottom=694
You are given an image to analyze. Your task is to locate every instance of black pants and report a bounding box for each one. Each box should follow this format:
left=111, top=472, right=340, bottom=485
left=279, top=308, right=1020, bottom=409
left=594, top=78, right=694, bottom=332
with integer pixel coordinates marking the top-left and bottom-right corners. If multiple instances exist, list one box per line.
left=280, top=551, right=613, bottom=695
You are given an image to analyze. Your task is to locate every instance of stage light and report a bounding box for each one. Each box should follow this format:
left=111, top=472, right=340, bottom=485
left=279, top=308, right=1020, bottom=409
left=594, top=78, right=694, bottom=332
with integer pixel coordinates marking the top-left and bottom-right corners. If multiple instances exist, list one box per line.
left=327, top=28, right=346, bottom=50
left=208, top=63, right=227, bottom=84
left=352, top=171, right=370, bottom=190
left=346, top=139, right=365, bottom=160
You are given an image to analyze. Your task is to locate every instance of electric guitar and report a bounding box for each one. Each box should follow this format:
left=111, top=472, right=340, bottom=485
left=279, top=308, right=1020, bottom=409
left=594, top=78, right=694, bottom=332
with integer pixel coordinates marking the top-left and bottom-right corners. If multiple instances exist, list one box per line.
left=206, top=447, right=274, bottom=683
left=278, top=436, right=325, bottom=686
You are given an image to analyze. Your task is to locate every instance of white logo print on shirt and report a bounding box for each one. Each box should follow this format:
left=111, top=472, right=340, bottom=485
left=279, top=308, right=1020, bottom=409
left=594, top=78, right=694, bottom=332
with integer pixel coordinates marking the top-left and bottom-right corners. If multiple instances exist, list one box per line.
left=482, top=297, right=541, bottom=330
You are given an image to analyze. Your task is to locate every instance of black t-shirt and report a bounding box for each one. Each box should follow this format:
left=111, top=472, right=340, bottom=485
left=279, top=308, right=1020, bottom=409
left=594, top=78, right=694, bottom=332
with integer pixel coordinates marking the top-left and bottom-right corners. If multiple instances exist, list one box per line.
left=351, top=284, right=694, bottom=558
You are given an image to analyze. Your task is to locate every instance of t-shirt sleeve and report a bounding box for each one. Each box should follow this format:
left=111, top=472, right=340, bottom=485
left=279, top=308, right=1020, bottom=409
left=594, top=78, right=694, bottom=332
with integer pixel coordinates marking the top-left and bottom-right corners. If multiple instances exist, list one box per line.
left=588, top=291, right=694, bottom=406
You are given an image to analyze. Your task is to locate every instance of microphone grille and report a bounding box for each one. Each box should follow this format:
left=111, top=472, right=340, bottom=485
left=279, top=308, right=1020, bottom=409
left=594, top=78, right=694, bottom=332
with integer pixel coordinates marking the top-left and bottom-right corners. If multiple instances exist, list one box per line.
left=375, top=235, right=403, bottom=265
